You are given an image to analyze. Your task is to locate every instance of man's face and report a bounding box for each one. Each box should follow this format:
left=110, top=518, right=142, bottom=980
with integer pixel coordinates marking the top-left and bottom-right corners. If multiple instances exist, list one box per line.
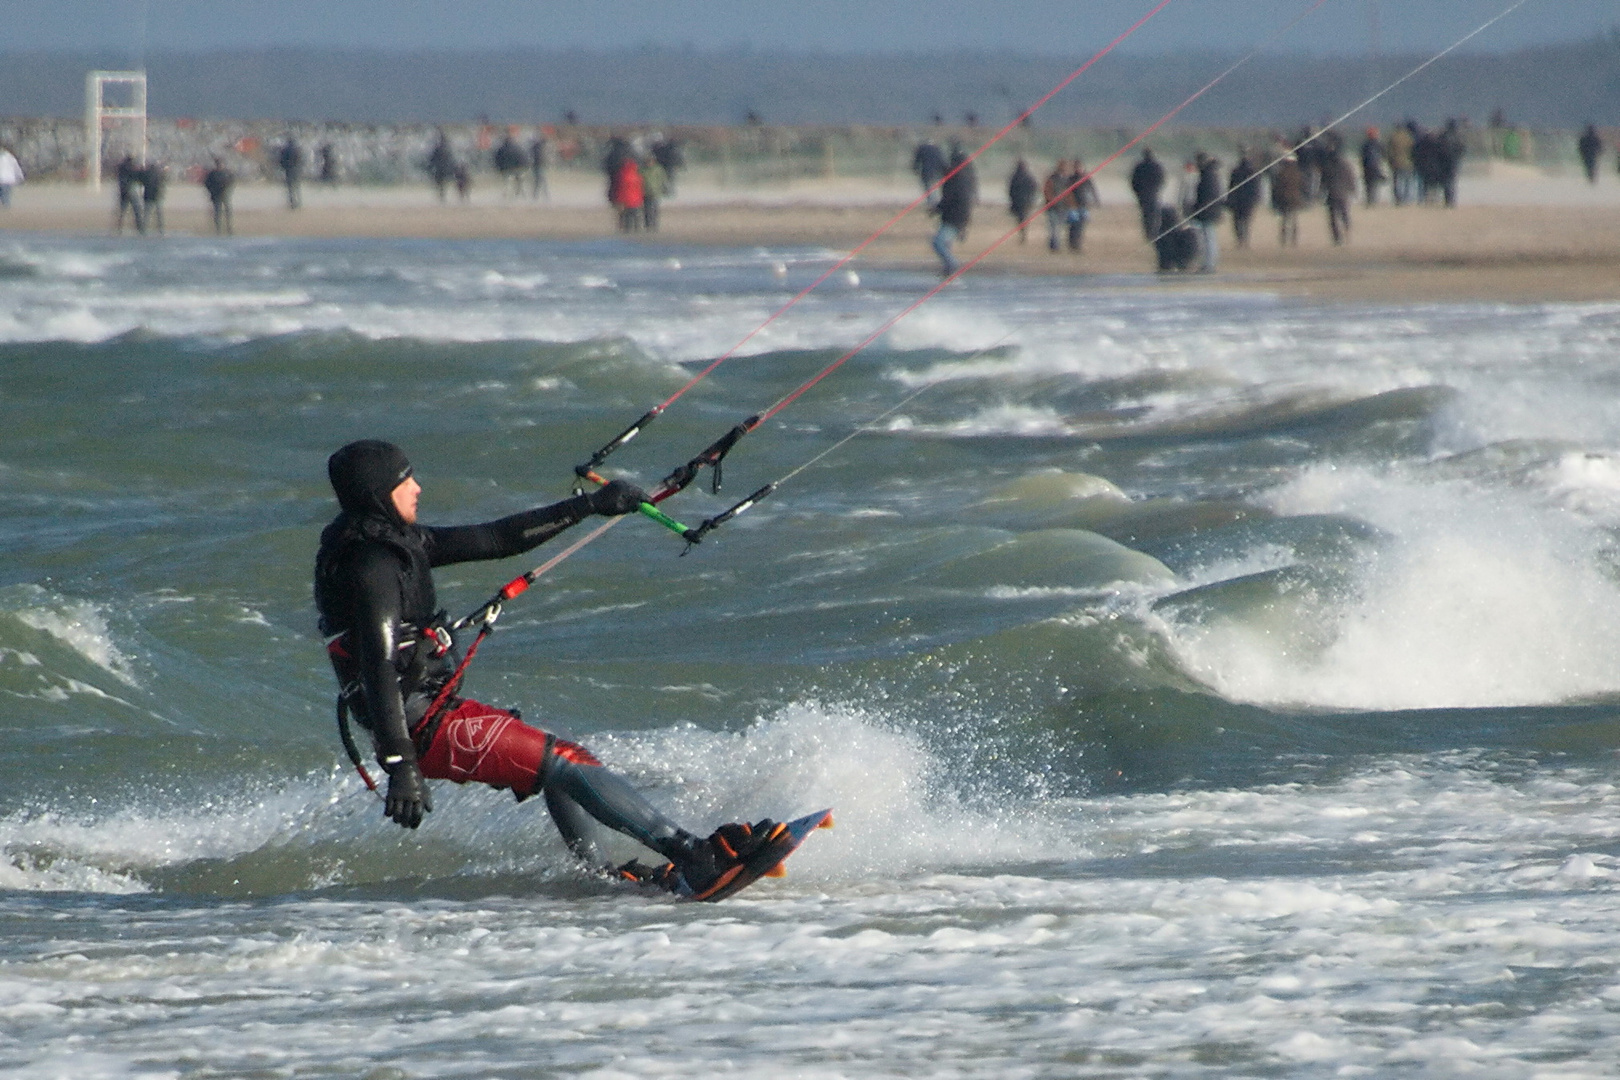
left=391, top=476, right=421, bottom=524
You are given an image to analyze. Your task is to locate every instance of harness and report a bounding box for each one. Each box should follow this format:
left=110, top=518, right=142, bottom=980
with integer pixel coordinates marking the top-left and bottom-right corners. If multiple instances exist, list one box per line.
left=327, top=616, right=469, bottom=795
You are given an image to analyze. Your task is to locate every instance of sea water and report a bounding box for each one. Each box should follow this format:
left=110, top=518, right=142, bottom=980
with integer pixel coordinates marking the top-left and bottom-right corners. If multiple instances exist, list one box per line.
left=3, top=233, right=1620, bottom=1078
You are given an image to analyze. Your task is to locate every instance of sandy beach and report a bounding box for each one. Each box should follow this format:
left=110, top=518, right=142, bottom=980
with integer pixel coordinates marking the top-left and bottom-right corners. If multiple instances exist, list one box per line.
left=4, top=164, right=1618, bottom=304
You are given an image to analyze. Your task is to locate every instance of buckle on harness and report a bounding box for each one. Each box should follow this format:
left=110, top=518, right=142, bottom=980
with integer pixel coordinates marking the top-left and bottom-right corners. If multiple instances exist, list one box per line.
left=425, top=624, right=454, bottom=657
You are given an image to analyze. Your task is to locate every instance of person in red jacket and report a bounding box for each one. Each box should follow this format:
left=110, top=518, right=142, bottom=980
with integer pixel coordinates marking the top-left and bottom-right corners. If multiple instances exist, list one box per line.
left=610, top=158, right=644, bottom=233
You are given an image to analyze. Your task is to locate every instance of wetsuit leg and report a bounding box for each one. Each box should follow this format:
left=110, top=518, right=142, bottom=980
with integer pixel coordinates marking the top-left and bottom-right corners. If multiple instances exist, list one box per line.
left=543, top=786, right=604, bottom=864
left=417, top=699, right=690, bottom=864
left=541, top=746, right=686, bottom=857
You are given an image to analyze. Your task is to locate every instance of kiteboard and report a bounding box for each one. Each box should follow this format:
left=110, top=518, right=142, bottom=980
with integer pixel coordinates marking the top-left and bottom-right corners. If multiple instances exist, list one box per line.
left=618, top=808, right=833, bottom=902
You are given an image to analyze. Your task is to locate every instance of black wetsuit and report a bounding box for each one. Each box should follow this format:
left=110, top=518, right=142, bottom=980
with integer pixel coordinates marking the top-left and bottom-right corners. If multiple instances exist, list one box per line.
left=314, top=442, right=695, bottom=867
left=315, top=496, right=588, bottom=755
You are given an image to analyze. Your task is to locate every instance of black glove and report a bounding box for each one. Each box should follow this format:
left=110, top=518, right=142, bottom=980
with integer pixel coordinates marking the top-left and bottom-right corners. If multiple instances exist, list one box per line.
left=588, top=478, right=649, bottom=517
left=383, top=759, right=433, bottom=829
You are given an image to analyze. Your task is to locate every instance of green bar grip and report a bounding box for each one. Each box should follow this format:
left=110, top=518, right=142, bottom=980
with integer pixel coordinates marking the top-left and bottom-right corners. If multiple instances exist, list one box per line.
left=637, top=500, right=693, bottom=537
left=582, top=469, right=694, bottom=539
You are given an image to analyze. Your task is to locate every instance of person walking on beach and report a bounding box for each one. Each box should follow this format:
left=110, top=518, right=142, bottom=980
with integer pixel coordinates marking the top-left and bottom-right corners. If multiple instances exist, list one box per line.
left=1007, top=159, right=1038, bottom=244
left=203, top=157, right=235, bottom=236
left=651, top=136, right=684, bottom=195
left=913, top=139, right=947, bottom=208
left=1065, top=159, right=1100, bottom=254
left=610, top=156, right=643, bottom=233
left=1323, top=147, right=1356, bottom=245
left=1129, top=147, right=1166, bottom=241
left=1270, top=150, right=1305, bottom=247
left=1225, top=148, right=1261, bottom=249
left=1387, top=121, right=1416, bottom=205
left=141, top=160, right=167, bottom=236
left=1578, top=125, right=1602, bottom=185
left=314, top=440, right=790, bottom=898
left=318, top=143, right=338, bottom=187
left=1435, top=119, right=1465, bottom=208
left=640, top=155, right=668, bottom=232
left=1294, top=127, right=1323, bottom=203
left=114, top=153, right=145, bottom=234
left=0, top=145, right=23, bottom=208
left=278, top=137, right=303, bottom=210
left=1042, top=159, right=1073, bottom=252
left=931, top=146, right=976, bottom=276
left=1360, top=128, right=1387, bottom=206
left=494, top=131, right=526, bottom=197
left=1191, top=152, right=1225, bottom=273
left=427, top=131, right=457, bottom=203
left=528, top=132, right=549, bottom=199
left=1412, top=124, right=1444, bottom=204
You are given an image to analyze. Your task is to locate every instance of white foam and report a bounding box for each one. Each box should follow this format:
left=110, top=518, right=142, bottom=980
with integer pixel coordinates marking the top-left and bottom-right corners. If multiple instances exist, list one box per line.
left=592, top=701, right=1082, bottom=880
left=892, top=402, right=1074, bottom=438
left=0, top=769, right=385, bottom=895
left=9, top=588, right=139, bottom=686
left=1164, top=464, right=1620, bottom=710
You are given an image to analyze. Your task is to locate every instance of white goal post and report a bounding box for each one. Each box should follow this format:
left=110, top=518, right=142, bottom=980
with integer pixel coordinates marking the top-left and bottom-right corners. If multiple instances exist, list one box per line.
left=86, top=70, right=148, bottom=189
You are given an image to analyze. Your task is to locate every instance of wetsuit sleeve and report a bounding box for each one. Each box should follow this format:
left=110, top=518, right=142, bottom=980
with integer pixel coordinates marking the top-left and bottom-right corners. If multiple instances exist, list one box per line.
left=420, top=494, right=595, bottom=568
left=346, top=546, right=417, bottom=767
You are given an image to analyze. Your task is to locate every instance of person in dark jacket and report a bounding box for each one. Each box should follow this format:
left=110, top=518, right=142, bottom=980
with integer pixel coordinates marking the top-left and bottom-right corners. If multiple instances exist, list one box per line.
left=203, top=157, right=234, bottom=236
left=140, top=160, right=167, bottom=236
left=1323, top=148, right=1357, bottom=244
left=113, top=153, right=145, bottom=234
left=278, top=137, right=303, bottom=210
left=651, top=136, right=684, bottom=195
left=1578, top=125, right=1602, bottom=185
left=1225, top=148, right=1262, bottom=249
left=1360, top=128, right=1387, bottom=206
left=1191, top=152, right=1224, bottom=272
left=1412, top=124, right=1443, bottom=203
left=314, top=440, right=788, bottom=899
left=318, top=142, right=338, bottom=187
left=1007, top=159, right=1038, bottom=244
left=913, top=139, right=947, bottom=208
left=1294, top=126, right=1323, bottom=202
left=1435, top=119, right=1465, bottom=207
left=1153, top=206, right=1198, bottom=273
left=931, top=147, right=976, bottom=275
left=1065, top=158, right=1100, bottom=253
left=493, top=131, right=527, bottom=196
left=600, top=134, right=632, bottom=185
left=1129, top=147, right=1166, bottom=240
left=427, top=131, right=457, bottom=203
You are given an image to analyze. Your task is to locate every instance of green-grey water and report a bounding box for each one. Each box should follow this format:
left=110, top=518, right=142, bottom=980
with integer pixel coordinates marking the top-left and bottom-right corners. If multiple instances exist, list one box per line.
left=4, top=234, right=1620, bottom=1077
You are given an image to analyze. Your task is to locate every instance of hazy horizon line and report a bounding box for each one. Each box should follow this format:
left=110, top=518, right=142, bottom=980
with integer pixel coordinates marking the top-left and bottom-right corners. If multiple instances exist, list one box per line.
left=2, top=31, right=1615, bottom=62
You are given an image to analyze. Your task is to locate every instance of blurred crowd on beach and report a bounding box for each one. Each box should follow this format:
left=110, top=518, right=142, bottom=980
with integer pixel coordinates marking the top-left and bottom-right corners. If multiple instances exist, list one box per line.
left=915, top=115, right=1616, bottom=276
left=0, top=112, right=1614, bottom=276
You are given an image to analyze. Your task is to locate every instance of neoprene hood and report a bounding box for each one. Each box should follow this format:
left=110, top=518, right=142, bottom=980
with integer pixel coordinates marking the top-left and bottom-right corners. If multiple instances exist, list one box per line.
left=328, top=440, right=413, bottom=519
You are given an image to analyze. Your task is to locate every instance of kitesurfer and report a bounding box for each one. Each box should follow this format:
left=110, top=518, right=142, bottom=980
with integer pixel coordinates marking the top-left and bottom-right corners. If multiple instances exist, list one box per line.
left=314, top=439, right=781, bottom=898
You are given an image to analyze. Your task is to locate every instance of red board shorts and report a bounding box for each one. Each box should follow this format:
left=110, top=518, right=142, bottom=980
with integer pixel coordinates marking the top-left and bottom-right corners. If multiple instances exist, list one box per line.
left=415, top=698, right=600, bottom=800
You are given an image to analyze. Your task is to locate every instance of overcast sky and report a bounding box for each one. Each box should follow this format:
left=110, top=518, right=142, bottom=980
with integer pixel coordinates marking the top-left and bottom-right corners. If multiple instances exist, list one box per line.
left=3, top=0, right=1611, bottom=57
